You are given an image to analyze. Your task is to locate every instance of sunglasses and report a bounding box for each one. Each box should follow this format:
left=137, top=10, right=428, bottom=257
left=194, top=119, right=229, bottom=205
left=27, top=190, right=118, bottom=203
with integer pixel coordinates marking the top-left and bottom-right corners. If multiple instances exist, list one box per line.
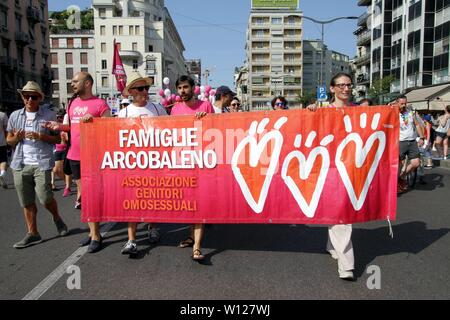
left=275, top=102, right=285, bottom=106
left=334, top=83, right=353, bottom=89
left=131, top=85, right=150, bottom=92
left=231, top=103, right=241, bottom=106
left=23, top=95, right=40, bottom=101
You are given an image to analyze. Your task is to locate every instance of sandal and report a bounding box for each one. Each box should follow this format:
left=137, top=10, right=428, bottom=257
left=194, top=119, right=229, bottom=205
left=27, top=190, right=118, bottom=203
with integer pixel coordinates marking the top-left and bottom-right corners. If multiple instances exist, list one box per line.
left=178, top=237, right=194, bottom=248
left=192, top=249, right=205, bottom=261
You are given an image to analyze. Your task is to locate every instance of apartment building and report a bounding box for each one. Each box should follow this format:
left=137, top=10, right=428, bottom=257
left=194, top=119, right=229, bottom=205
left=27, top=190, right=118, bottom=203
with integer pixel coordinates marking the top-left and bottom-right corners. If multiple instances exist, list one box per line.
left=354, top=0, right=450, bottom=101
left=185, top=59, right=201, bottom=85
left=0, top=0, right=51, bottom=113
left=246, top=0, right=303, bottom=110
left=50, top=30, right=96, bottom=108
left=92, top=0, right=187, bottom=100
left=303, top=40, right=351, bottom=94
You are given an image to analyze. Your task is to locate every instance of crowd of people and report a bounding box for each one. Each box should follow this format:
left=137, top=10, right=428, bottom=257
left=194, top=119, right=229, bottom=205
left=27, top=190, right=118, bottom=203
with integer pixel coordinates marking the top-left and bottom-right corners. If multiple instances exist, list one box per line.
left=1, top=71, right=449, bottom=282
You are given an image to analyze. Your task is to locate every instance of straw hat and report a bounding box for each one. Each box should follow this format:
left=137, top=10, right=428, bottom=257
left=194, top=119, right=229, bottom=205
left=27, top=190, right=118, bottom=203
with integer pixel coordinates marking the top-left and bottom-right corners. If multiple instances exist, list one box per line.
left=123, top=72, right=153, bottom=96
left=17, top=81, right=44, bottom=100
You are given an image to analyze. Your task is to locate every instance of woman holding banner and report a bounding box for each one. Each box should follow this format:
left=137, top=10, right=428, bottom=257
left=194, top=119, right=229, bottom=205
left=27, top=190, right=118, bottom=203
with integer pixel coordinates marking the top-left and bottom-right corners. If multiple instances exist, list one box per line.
left=308, top=73, right=355, bottom=281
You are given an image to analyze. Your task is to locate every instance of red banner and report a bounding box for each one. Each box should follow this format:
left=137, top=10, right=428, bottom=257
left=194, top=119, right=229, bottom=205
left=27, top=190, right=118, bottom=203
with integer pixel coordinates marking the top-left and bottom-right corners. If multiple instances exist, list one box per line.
left=81, top=106, right=399, bottom=224
left=112, top=39, right=126, bottom=93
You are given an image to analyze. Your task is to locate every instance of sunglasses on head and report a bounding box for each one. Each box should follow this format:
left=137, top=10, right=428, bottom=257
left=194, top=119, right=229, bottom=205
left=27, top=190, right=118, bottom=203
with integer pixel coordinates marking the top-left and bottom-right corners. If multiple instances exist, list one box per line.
left=131, top=85, right=150, bottom=92
left=23, top=95, right=40, bottom=101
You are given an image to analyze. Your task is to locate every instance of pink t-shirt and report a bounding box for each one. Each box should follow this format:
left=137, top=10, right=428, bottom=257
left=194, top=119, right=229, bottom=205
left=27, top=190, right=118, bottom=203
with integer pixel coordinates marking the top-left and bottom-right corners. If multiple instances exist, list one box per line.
left=170, top=100, right=215, bottom=116
left=67, top=97, right=110, bottom=161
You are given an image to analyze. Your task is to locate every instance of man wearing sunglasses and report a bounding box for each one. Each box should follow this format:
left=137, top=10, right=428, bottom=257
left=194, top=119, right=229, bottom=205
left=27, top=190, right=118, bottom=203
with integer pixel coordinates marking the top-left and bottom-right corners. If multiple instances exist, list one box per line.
left=7, top=81, right=69, bottom=249
left=44, top=72, right=110, bottom=253
left=213, top=86, right=236, bottom=113
left=118, top=72, right=167, bottom=255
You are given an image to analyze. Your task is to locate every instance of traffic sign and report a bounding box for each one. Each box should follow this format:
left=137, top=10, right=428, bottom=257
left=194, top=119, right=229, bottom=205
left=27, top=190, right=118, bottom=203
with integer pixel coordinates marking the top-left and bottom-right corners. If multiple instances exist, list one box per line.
left=317, top=86, right=328, bottom=101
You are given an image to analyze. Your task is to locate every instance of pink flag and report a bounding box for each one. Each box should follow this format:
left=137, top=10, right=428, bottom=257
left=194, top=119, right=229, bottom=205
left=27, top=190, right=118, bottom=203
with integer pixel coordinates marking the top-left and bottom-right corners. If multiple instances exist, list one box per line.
left=112, top=39, right=127, bottom=93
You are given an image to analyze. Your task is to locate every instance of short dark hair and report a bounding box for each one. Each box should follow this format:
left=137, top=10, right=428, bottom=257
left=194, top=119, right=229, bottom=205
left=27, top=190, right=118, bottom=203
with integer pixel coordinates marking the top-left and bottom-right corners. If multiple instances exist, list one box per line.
left=397, top=95, right=407, bottom=101
left=446, top=105, right=450, bottom=113
left=175, top=75, right=195, bottom=88
left=359, top=98, right=373, bottom=106
left=330, top=73, right=353, bottom=87
left=271, top=96, right=288, bottom=109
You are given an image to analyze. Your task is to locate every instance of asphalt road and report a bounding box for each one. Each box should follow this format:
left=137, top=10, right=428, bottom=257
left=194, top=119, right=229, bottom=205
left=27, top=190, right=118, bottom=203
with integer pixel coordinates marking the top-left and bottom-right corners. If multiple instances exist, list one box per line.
left=0, top=168, right=449, bottom=300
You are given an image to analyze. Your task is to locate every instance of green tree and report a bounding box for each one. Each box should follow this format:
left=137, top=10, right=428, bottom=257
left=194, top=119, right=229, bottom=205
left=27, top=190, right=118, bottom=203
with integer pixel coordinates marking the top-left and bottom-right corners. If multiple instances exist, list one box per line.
left=296, top=90, right=318, bottom=108
left=368, top=75, right=395, bottom=104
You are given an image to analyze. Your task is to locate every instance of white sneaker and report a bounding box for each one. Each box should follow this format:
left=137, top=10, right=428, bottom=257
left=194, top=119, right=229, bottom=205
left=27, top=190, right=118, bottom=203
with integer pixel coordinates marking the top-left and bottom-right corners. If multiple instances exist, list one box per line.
left=339, top=270, right=355, bottom=281
left=121, top=240, right=137, bottom=255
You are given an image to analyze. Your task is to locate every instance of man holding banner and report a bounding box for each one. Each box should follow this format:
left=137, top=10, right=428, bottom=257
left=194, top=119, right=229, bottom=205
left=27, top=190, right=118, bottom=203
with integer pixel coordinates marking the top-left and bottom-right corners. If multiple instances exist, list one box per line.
left=118, top=72, right=167, bottom=255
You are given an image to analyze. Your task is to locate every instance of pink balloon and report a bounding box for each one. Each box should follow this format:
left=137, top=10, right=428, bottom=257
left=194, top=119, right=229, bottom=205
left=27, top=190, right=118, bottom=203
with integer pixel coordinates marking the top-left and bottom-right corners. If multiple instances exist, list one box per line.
left=159, top=89, right=165, bottom=97
left=175, top=95, right=182, bottom=102
left=209, top=89, right=216, bottom=96
left=161, top=98, right=168, bottom=106
left=194, top=86, right=201, bottom=95
left=171, top=94, right=176, bottom=101
left=205, top=85, right=212, bottom=93
left=204, top=92, right=209, bottom=98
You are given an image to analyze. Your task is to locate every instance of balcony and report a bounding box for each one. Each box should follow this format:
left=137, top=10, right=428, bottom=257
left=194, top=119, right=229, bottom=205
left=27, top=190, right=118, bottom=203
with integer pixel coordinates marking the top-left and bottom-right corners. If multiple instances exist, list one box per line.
left=358, top=12, right=370, bottom=27
left=356, top=73, right=370, bottom=84
left=358, top=0, right=372, bottom=6
left=27, top=6, right=41, bottom=24
left=357, top=30, right=371, bottom=46
left=354, top=53, right=370, bottom=66
left=119, top=50, right=141, bottom=59
left=15, top=31, right=30, bottom=45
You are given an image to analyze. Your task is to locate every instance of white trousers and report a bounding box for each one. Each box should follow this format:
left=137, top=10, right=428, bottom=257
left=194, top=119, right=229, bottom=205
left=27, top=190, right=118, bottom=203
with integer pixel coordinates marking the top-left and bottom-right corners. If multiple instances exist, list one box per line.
left=327, top=224, right=354, bottom=273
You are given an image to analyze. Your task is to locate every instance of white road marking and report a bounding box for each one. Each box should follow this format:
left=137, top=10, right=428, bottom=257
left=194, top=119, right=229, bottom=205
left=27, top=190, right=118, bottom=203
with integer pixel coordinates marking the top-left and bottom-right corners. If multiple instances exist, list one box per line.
left=22, top=222, right=116, bottom=300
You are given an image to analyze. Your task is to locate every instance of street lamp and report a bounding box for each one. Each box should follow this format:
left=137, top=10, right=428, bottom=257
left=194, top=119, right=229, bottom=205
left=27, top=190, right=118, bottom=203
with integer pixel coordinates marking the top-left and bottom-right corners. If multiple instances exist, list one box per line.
left=302, top=16, right=358, bottom=87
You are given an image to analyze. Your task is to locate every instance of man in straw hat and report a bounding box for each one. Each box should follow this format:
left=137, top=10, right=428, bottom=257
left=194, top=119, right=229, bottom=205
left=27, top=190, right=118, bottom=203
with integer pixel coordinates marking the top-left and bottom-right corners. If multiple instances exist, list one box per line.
left=118, top=72, right=167, bottom=255
left=44, top=72, right=110, bottom=253
left=6, top=81, right=69, bottom=249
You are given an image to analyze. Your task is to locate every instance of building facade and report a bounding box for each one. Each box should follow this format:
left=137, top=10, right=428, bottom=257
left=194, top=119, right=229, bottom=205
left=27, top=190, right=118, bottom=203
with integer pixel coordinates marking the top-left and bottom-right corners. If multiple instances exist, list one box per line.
left=234, top=65, right=249, bottom=111
left=92, top=0, right=187, bottom=101
left=50, top=30, right=96, bottom=108
left=354, top=0, right=450, bottom=101
left=246, top=0, right=303, bottom=110
left=0, top=0, right=51, bottom=113
left=302, top=40, right=351, bottom=94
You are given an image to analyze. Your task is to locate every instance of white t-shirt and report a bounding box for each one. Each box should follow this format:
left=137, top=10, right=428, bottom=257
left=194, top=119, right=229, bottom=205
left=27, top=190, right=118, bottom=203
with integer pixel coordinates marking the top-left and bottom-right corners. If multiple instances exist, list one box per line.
left=23, top=111, right=40, bottom=165
left=118, top=102, right=167, bottom=118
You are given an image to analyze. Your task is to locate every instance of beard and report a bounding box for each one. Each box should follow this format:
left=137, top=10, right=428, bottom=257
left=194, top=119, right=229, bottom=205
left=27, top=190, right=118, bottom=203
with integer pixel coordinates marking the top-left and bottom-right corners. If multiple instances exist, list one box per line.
left=181, top=92, right=193, bottom=102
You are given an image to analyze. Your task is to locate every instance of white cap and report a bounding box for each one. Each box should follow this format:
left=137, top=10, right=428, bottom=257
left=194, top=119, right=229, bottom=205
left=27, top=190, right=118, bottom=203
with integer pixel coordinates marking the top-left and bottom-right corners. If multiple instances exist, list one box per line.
left=121, top=98, right=130, bottom=104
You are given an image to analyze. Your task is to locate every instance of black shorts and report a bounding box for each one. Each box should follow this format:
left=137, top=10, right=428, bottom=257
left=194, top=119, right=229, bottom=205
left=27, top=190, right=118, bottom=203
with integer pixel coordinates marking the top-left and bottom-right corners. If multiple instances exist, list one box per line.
left=54, top=151, right=67, bottom=162
left=0, top=145, right=7, bottom=163
left=399, top=140, right=420, bottom=161
left=69, top=160, right=81, bottom=180
left=435, top=131, right=448, bottom=139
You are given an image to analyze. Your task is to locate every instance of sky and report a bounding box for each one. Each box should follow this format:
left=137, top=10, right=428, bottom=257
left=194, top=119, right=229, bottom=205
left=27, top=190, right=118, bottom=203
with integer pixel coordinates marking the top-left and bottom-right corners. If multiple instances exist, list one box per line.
left=49, top=0, right=365, bottom=88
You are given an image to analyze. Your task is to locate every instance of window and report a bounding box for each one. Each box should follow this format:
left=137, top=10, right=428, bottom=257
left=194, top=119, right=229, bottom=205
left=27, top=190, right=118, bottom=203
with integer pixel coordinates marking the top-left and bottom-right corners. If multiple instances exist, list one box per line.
left=148, top=45, right=153, bottom=52
left=52, top=68, right=58, bottom=80
left=81, top=38, right=89, bottom=48
left=67, top=38, right=74, bottom=48
left=113, top=26, right=117, bottom=35
left=99, top=8, right=106, bottom=18
left=53, top=83, right=59, bottom=92
left=146, top=60, right=156, bottom=73
left=132, top=59, right=138, bottom=70
left=132, top=42, right=138, bottom=51
left=129, top=26, right=134, bottom=35
left=100, top=26, right=106, bottom=35
left=66, top=68, right=73, bottom=79
left=51, top=53, right=58, bottom=64
left=271, top=65, right=282, bottom=72
left=102, top=76, right=108, bottom=87
left=135, top=26, right=140, bottom=35
left=272, top=53, right=282, bottom=61
left=101, top=43, right=106, bottom=53
left=80, top=53, right=88, bottom=64
left=81, top=67, right=88, bottom=73
left=52, top=38, right=59, bottom=48
left=15, top=15, right=21, bottom=32
left=29, top=50, right=35, bottom=68
left=119, top=26, right=123, bottom=35
left=271, top=17, right=282, bottom=24
left=0, top=10, right=7, bottom=28
left=102, top=59, right=107, bottom=70
left=67, top=83, right=73, bottom=94
left=271, top=41, right=282, bottom=49
left=65, top=53, right=73, bottom=64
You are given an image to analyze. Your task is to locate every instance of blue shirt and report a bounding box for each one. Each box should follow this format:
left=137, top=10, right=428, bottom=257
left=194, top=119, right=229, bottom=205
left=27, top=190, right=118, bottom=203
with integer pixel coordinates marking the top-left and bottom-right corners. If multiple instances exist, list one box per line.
left=7, top=106, right=58, bottom=171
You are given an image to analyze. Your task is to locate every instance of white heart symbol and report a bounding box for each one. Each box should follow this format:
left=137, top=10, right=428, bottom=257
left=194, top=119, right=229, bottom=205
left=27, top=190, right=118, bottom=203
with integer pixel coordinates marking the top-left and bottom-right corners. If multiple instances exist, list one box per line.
left=335, top=132, right=386, bottom=211
left=231, top=118, right=287, bottom=213
left=281, top=147, right=330, bottom=218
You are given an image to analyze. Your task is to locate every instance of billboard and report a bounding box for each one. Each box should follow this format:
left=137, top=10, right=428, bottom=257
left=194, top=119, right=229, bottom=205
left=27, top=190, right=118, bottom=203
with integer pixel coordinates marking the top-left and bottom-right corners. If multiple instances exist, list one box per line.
left=252, top=0, right=299, bottom=9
